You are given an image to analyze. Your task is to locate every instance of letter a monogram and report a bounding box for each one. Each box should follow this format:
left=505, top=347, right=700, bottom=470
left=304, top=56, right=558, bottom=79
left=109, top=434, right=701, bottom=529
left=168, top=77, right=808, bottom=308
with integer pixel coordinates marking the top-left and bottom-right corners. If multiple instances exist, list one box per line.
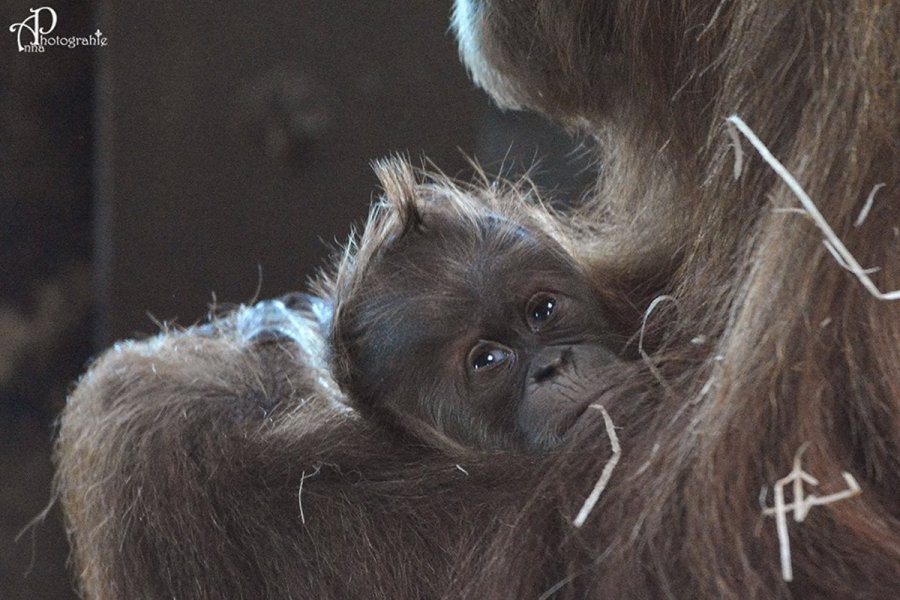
left=9, top=7, right=57, bottom=51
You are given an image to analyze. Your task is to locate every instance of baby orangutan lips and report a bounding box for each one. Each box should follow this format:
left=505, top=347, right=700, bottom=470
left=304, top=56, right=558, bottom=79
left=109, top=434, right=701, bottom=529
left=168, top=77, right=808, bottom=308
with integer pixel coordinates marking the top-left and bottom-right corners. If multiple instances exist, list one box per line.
left=519, top=344, right=621, bottom=446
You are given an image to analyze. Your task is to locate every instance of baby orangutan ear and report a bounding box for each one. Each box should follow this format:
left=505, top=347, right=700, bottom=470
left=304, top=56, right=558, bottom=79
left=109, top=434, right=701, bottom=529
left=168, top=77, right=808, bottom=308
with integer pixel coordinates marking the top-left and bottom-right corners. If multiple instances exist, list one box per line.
left=372, top=156, right=425, bottom=235
left=326, top=157, right=428, bottom=404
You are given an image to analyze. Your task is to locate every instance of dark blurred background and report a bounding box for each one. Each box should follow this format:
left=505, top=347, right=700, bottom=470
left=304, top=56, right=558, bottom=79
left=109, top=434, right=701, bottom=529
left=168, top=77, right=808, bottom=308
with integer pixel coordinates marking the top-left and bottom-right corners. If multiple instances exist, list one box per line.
left=0, top=2, right=589, bottom=597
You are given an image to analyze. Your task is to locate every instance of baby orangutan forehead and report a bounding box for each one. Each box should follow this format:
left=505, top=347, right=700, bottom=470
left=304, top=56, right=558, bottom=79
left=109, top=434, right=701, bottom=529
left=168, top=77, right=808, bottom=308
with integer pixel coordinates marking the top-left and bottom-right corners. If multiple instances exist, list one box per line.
left=352, top=215, right=567, bottom=351
left=386, top=208, right=568, bottom=276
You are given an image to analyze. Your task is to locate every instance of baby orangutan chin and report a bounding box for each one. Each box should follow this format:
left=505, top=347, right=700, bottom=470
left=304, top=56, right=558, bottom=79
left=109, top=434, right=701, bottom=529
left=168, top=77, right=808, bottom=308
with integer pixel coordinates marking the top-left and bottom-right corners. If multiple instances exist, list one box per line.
left=324, top=159, right=633, bottom=452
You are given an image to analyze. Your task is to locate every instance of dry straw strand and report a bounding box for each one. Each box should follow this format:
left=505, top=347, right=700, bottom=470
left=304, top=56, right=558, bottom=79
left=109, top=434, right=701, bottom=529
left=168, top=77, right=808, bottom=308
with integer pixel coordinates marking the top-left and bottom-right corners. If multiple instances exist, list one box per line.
left=854, top=183, right=886, bottom=227
left=638, top=295, right=677, bottom=391
left=761, top=445, right=862, bottom=581
left=727, top=115, right=899, bottom=301
left=297, top=465, right=322, bottom=525
left=573, top=405, right=621, bottom=528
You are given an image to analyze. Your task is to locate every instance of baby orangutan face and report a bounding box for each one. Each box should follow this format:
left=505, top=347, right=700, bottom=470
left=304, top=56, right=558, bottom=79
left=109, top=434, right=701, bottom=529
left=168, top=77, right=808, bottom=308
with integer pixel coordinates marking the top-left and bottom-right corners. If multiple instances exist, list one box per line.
left=331, top=190, right=625, bottom=452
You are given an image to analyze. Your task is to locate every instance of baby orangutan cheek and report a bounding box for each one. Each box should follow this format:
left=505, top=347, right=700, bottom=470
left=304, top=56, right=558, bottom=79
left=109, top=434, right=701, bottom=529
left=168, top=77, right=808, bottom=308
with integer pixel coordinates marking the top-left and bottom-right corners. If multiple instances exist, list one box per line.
left=516, top=345, right=620, bottom=448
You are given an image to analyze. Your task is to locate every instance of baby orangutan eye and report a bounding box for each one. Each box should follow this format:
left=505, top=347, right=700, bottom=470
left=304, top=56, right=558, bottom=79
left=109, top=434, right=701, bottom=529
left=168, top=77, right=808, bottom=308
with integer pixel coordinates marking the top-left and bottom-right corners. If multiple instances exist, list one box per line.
left=526, top=294, right=557, bottom=330
left=468, top=341, right=513, bottom=372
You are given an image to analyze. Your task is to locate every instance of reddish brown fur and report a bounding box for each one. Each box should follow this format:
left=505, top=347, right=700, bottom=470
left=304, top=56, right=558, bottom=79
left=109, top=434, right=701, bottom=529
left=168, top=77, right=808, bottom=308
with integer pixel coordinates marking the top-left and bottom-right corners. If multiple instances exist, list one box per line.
left=56, top=1, right=898, bottom=598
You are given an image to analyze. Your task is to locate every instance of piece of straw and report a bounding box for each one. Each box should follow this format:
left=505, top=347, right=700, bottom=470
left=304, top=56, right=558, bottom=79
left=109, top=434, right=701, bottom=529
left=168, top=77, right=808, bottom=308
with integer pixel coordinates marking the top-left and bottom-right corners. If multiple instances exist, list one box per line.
left=727, top=115, right=899, bottom=301
left=573, top=405, right=621, bottom=528
left=725, top=120, right=744, bottom=181
left=854, top=183, right=885, bottom=227
left=297, top=465, right=321, bottom=525
left=638, top=295, right=677, bottom=391
left=761, top=445, right=862, bottom=581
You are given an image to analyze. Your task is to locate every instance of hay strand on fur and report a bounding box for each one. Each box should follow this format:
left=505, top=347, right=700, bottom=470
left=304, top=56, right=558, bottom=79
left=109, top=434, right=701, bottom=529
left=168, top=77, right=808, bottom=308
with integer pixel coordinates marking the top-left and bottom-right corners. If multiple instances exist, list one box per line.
left=727, top=115, right=899, bottom=301
left=761, top=445, right=862, bottom=581
left=854, top=183, right=885, bottom=227
left=638, top=295, right=677, bottom=390
left=573, top=405, right=621, bottom=528
left=725, top=121, right=744, bottom=180
left=297, top=465, right=321, bottom=525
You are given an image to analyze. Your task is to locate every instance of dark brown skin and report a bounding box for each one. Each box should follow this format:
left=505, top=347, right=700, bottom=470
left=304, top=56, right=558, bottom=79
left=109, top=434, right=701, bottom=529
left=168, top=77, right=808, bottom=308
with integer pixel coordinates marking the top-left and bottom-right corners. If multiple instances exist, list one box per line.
left=329, top=195, right=626, bottom=452
left=56, top=1, right=899, bottom=598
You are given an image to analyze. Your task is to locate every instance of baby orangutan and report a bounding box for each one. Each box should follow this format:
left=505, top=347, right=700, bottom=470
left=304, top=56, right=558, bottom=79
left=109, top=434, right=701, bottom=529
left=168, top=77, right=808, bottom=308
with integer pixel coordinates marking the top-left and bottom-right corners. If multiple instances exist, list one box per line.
left=324, top=160, right=633, bottom=452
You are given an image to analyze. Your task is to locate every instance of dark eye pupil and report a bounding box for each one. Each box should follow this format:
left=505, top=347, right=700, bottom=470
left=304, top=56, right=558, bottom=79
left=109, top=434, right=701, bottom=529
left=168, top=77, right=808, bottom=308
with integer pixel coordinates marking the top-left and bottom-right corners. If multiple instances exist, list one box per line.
left=473, top=350, right=498, bottom=370
left=472, top=346, right=509, bottom=371
left=531, top=297, right=556, bottom=322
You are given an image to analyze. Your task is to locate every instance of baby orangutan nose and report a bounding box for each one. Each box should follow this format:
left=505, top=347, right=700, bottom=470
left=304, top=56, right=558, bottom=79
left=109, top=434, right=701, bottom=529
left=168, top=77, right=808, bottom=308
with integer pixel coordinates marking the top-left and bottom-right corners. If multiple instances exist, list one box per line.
left=530, top=347, right=573, bottom=383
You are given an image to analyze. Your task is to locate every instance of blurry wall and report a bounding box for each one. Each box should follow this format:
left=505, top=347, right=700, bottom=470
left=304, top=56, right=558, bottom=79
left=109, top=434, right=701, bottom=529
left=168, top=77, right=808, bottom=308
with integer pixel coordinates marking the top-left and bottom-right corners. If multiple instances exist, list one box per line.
left=96, top=2, right=484, bottom=342
left=2, top=1, right=93, bottom=598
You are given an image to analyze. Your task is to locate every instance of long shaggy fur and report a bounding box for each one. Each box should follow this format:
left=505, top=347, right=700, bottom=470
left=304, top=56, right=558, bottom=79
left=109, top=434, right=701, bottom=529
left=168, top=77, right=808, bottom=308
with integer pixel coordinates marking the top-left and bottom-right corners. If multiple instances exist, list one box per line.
left=57, top=1, right=898, bottom=598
